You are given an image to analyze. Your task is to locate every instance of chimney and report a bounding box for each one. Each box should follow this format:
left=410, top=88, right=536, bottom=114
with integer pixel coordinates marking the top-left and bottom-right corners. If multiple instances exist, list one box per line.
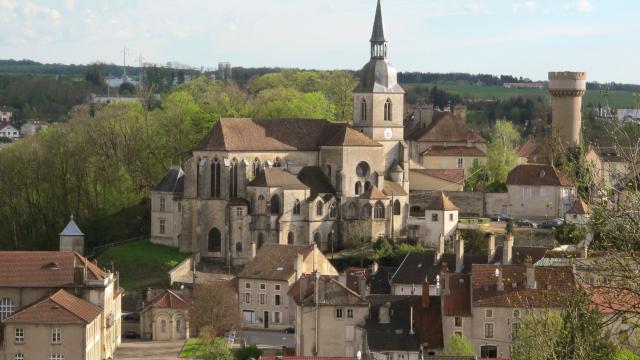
left=250, top=241, right=257, bottom=259
left=379, top=303, right=391, bottom=324
left=421, top=276, right=430, bottom=308
left=496, top=268, right=504, bottom=292
left=317, top=275, right=325, bottom=303
left=370, top=261, right=379, bottom=275
left=440, top=263, right=450, bottom=295
left=487, top=234, right=496, bottom=263
left=435, top=233, right=445, bottom=263
left=525, top=256, right=536, bottom=289
left=503, top=233, right=514, bottom=265
left=454, top=233, right=464, bottom=273
left=295, top=253, right=304, bottom=280
left=410, top=306, right=415, bottom=335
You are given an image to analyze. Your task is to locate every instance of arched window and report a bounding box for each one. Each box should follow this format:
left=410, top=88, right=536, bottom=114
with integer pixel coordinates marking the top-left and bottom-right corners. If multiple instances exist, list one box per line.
left=229, top=159, right=238, bottom=198
left=257, top=195, right=266, bottom=213
left=363, top=204, right=373, bottom=219
left=384, top=98, right=392, bottom=121
left=348, top=202, right=358, bottom=218
left=313, top=232, right=321, bottom=248
left=253, top=158, right=261, bottom=177
left=393, top=200, right=401, bottom=215
left=257, top=233, right=265, bottom=248
left=364, top=181, right=372, bottom=192
left=355, top=181, right=362, bottom=195
left=316, top=201, right=324, bottom=216
left=0, top=297, right=15, bottom=320
left=374, top=201, right=385, bottom=219
left=287, top=231, right=295, bottom=245
left=329, top=203, right=337, bottom=218
left=270, top=195, right=281, bottom=215
left=361, top=98, right=367, bottom=122
left=293, top=199, right=301, bottom=215
left=208, top=228, right=221, bottom=253
left=211, top=159, right=221, bottom=198
left=235, top=242, right=243, bottom=253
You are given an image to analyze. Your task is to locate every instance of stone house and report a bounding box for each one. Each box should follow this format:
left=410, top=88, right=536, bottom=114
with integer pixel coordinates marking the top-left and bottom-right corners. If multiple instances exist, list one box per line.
left=150, top=0, right=411, bottom=265
left=237, top=244, right=338, bottom=330
left=585, top=146, right=628, bottom=190
left=0, top=106, right=16, bottom=123
left=150, top=166, right=184, bottom=248
left=422, top=193, right=459, bottom=248
left=2, top=289, right=103, bottom=360
left=0, top=123, right=20, bottom=140
left=140, top=290, right=189, bottom=341
left=564, top=198, right=590, bottom=225
left=291, top=275, right=369, bottom=357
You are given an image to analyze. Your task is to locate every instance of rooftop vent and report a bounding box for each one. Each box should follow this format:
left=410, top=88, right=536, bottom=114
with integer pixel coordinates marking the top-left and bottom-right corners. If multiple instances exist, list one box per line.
left=276, top=267, right=285, bottom=271
left=539, top=170, right=546, bottom=178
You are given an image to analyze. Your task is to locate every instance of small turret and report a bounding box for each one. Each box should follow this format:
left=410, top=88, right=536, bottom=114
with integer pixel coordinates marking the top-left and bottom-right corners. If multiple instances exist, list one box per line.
left=59, top=215, right=85, bottom=255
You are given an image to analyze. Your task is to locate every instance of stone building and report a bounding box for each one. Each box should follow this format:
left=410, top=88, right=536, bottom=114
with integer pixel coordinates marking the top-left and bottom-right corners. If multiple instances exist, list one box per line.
left=140, top=290, right=189, bottom=341
left=151, top=0, right=410, bottom=264
left=548, top=71, right=587, bottom=146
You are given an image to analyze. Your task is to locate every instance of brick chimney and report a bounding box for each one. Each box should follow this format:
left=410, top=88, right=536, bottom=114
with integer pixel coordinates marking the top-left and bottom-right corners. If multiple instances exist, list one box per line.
left=440, top=263, right=450, bottom=296
left=454, top=233, right=464, bottom=273
left=487, top=234, right=496, bottom=263
left=525, top=256, right=536, bottom=289
left=250, top=241, right=257, bottom=259
left=503, top=233, right=514, bottom=265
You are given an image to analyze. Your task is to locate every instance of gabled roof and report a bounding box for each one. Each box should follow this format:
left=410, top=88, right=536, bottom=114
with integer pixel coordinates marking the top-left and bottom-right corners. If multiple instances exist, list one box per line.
left=382, top=180, right=407, bottom=196
left=59, top=215, right=84, bottom=236
left=409, top=112, right=485, bottom=143
left=392, top=252, right=489, bottom=287
left=410, top=169, right=464, bottom=184
left=421, top=146, right=486, bottom=157
left=425, top=192, right=459, bottom=211
left=360, top=185, right=387, bottom=200
left=248, top=168, right=309, bottom=190
left=567, top=198, right=590, bottom=215
left=0, top=251, right=107, bottom=287
left=321, top=125, right=382, bottom=147
left=153, top=166, right=185, bottom=193
left=297, top=167, right=336, bottom=196
left=506, top=164, right=573, bottom=186
left=290, top=275, right=368, bottom=307
left=517, top=137, right=538, bottom=158
left=237, top=244, right=314, bottom=281
left=442, top=273, right=471, bottom=316
left=144, top=290, right=189, bottom=310
left=0, top=123, right=18, bottom=131
left=4, top=289, right=102, bottom=325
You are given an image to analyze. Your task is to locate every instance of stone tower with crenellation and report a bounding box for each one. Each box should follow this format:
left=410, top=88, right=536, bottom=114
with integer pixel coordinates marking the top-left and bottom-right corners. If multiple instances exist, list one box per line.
left=548, top=71, right=587, bottom=146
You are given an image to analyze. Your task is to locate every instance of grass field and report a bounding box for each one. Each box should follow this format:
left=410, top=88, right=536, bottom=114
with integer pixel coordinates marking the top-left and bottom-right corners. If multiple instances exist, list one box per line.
left=96, top=239, right=189, bottom=289
left=404, top=82, right=636, bottom=108
left=179, top=339, right=205, bottom=359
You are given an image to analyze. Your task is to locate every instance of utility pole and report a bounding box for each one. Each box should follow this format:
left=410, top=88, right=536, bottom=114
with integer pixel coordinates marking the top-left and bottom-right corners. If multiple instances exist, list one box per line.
left=120, top=47, right=130, bottom=80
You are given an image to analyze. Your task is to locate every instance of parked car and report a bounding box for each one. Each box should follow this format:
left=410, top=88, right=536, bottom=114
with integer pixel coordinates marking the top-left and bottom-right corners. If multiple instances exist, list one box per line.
left=284, top=326, right=295, bottom=334
left=516, top=219, right=537, bottom=228
left=539, top=218, right=565, bottom=229
left=489, top=214, right=511, bottom=222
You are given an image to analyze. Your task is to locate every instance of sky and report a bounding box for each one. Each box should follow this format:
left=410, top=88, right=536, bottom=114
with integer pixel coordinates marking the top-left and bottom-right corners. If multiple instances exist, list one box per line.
left=0, top=0, right=638, bottom=83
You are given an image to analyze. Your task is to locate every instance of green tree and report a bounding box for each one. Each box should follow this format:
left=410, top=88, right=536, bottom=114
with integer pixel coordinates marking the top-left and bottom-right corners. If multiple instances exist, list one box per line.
left=202, top=337, right=234, bottom=360
left=119, top=82, right=136, bottom=95
left=553, top=223, right=587, bottom=245
left=443, top=333, right=475, bottom=356
left=511, top=311, right=563, bottom=360
left=321, top=71, right=357, bottom=121
left=486, top=119, right=521, bottom=183
left=85, top=63, right=105, bottom=88
left=234, top=344, right=262, bottom=360
left=252, top=87, right=335, bottom=120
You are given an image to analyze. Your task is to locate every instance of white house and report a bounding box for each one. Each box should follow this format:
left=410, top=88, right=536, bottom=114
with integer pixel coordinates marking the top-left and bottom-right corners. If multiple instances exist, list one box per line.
left=0, top=105, right=16, bottom=122
left=0, top=123, right=20, bottom=140
left=423, top=193, right=459, bottom=247
left=564, top=198, right=591, bottom=225
left=20, top=120, right=49, bottom=136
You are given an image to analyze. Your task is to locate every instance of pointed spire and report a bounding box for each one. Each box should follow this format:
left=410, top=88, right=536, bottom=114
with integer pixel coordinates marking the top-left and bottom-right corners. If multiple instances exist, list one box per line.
left=370, top=0, right=387, bottom=43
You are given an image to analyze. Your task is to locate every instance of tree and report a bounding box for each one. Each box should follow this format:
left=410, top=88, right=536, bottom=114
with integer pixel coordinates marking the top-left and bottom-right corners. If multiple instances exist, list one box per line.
left=190, top=282, right=239, bottom=339
left=119, top=82, right=136, bottom=95
left=443, top=333, right=474, bottom=356
left=202, top=337, right=234, bottom=360
left=343, top=219, right=373, bottom=267
left=511, top=311, right=563, bottom=360
left=553, top=223, right=587, bottom=245
left=321, top=71, right=357, bottom=121
left=85, top=63, right=106, bottom=88
left=234, top=344, right=262, bottom=360
left=486, top=119, right=521, bottom=184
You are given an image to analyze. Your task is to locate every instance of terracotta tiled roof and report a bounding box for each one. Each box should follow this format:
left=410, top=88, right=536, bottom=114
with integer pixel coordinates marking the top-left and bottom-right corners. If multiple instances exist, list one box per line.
left=145, top=290, right=189, bottom=310
left=4, top=289, right=102, bottom=325
left=196, top=118, right=379, bottom=152
left=237, top=244, right=314, bottom=281
left=410, top=169, right=464, bottom=184
left=471, top=264, right=574, bottom=307
left=421, top=146, right=486, bottom=157
left=297, top=167, right=336, bottom=196
left=410, top=113, right=486, bottom=143
left=360, top=185, right=387, bottom=200
left=0, top=251, right=107, bottom=288
left=442, top=273, right=471, bottom=316
left=506, top=164, right=573, bottom=186
left=567, top=199, right=590, bottom=214
left=516, top=137, right=538, bottom=158
left=382, top=180, right=407, bottom=196
left=588, top=286, right=640, bottom=314
left=425, top=192, right=459, bottom=211
left=248, top=168, right=309, bottom=190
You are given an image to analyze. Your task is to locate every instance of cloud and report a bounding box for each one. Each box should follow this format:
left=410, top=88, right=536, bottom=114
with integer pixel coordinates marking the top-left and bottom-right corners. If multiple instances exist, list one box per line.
left=513, top=1, right=537, bottom=13
left=22, top=1, right=61, bottom=20
left=564, top=0, right=594, bottom=13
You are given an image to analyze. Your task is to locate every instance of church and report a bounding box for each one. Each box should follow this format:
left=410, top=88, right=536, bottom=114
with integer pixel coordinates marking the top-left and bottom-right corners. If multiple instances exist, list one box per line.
left=150, top=0, right=411, bottom=264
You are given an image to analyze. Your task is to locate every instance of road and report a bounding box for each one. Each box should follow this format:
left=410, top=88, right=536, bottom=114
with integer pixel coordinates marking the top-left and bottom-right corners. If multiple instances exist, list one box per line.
left=115, top=340, right=185, bottom=359
left=240, top=329, right=295, bottom=349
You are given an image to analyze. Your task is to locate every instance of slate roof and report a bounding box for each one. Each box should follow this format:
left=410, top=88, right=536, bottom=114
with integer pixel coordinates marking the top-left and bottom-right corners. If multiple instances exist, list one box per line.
left=196, top=118, right=380, bottom=152
left=442, top=273, right=471, bottom=316
left=421, top=146, right=486, bottom=157
left=409, top=113, right=486, bottom=143
left=392, top=252, right=490, bottom=287
left=567, top=199, right=590, bottom=214
left=153, top=166, right=185, bottom=193
left=360, top=185, right=387, bottom=200
left=368, top=266, right=396, bottom=295
left=297, top=167, right=336, bottom=196
left=410, top=169, right=464, bottom=184
left=507, top=164, right=573, bottom=186
left=425, top=192, right=459, bottom=211
left=144, top=290, right=189, bottom=310
left=0, top=251, right=107, bottom=287
left=4, top=289, right=102, bottom=325
left=59, top=216, right=84, bottom=236
left=471, top=264, right=574, bottom=307
left=237, top=244, right=314, bottom=281
left=248, top=168, right=309, bottom=190
left=370, top=0, right=387, bottom=42
left=382, top=180, right=407, bottom=196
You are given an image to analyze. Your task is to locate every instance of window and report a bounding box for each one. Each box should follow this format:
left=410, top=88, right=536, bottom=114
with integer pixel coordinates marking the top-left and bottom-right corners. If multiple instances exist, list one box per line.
left=244, top=293, right=251, bottom=304
left=270, top=195, right=281, bottom=215
left=454, top=331, right=463, bottom=337
left=522, top=186, right=531, bottom=199
left=473, top=158, right=479, bottom=167
left=52, top=327, right=61, bottom=344
left=513, top=309, right=520, bottom=318
left=293, top=199, right=301, bottom=215
left=159, top=219, right=166, bottom=235
left=275, top=284, right=281, bottom=291
left=512, top=322, right=519, bottom=339
left=355, top=181, right=362, bottom=195
left=361, top=98, right=367, bottom=122
left=485, top=309, right=493, bottom=318
left=348, top=202, right=358, bottom=218
left=252, top=159, right=261, bottom=177
left=330, top=203, right=337, bottom=218
left=484, top=323, right=494, bottom=338
left=208, top=227, right=222, bottom=253
left=432, top=213, right=438, bottom=222
left=316, top=201, right=323, bottom=216
left=260, top=283, right=266, bottom=290
left=245, top=282, right=251, bottom=289
left=176, top=319, right=182, bottom=332
left=159, top=197, right=166, bottom=212
left=236, top=207, right=243, bottom=216
left=48, top=355, right=64, bottom=360
left=374, top=201, right=385, bottom=219
left=211, top=160, right=221, bottom=198
left=363, top=204, right=372, bottom=219
left=287, top=231, right=295, bottom=245
left=356, top=162, right=370, bottom=178
left=275, top=294, right=281, bottom=306
left=384, top=98, right=392, bottom=121
left=457, top=158, right=464, bottom=168
left=449, top=213, right=454, bottom=221
left=454, top=316, right=463, bottom=327
left=257, top=195, right=266, bottom=213
left=229, top=159, right=238, bottom=198
left=14, top=353, right=24, bottom=360
left=393, top=200, right=401, bottom=215
left=347, top=308, right=354, bottom=318
left=243, top=310, right=255, bottom=324
left=259, top=293, right=266, bottom=305
left=0, top=298, right=14, bottom=321
left=274, top=311, right=281, bottom=324
left=15, top=328, right=24, bottom=343
left=336, top=308, right=343, bottom=319
left=364, top=181, right=372, bottom=191
left=327, top=164, right=332, bottom=177
left=235, top=242, right=243, bottom=253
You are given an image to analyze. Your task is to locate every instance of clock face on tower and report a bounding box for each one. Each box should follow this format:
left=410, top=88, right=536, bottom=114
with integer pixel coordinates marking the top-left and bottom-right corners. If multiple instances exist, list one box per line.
left=384, top=128, right=393, bottom=140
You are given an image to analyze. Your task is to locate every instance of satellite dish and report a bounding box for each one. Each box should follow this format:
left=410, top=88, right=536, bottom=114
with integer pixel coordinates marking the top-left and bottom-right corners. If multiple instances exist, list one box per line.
left=357, top=350, right=362, bottom=360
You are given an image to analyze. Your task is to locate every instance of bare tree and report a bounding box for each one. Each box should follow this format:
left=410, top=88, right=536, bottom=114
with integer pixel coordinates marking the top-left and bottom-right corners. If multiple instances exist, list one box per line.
left=189, top=281, right=240, bottom=339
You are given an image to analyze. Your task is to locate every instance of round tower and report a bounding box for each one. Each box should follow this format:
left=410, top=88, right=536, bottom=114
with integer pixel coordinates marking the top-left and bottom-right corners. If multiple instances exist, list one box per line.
left=548, top=71, right=587, bottom=146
